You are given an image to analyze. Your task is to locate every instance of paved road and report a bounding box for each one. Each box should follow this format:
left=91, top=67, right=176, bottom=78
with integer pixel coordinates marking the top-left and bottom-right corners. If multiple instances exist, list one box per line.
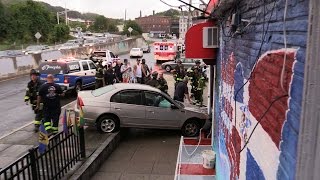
left=0, top=48, right=164, bottom=138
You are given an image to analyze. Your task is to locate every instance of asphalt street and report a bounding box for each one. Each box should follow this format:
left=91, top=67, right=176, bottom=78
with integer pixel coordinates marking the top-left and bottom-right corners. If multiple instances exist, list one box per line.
left=0, top=48, right=162, bottom=138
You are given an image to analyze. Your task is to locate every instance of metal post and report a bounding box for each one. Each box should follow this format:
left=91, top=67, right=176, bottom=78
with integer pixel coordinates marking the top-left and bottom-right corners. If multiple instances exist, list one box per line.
left=29, top=148, right=38, bottom=180
left=187, top=0, right=192, bottom=30
left=79, top=127, right=86, bottom=158
left=57, top=12, right=60, bottom=24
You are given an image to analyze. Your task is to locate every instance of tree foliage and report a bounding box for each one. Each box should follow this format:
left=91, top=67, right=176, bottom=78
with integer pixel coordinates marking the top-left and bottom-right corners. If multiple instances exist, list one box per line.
left=0, top=1, right=9, bottom=41
left=69, top=21, right=87, bottom=32
left=90, top=15, right=119, bottom=33
left=123, top=20, right=142, bottom=36
left=156, top=9, right=180, bottom=18
left=50, top=24, right=70, bottom=43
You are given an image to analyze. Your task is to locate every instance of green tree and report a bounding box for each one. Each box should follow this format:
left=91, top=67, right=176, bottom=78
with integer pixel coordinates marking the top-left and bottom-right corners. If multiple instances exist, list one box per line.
left=92, top=15, right=108, bottom=32
left=123, top=20, right=142, bottom=36
left=49, top=24, right=70, bottom=43
left=0, top=0, right=9, bottom=41
left=69, top=21, right=87, bottom=32
left=108, top=23, right=118, bottom=33
left=8, top=0, right=55, bottom=43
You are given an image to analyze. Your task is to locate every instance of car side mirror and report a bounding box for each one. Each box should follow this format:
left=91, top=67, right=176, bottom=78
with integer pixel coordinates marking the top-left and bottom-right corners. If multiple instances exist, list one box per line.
left=171, top=104, right=179, bottom=109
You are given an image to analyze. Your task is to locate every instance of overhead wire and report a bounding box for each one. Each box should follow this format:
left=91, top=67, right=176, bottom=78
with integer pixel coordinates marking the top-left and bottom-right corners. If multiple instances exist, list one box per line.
left=280, top=0, right=289, bottom=92
left=159, top=0, right=181, bottom=8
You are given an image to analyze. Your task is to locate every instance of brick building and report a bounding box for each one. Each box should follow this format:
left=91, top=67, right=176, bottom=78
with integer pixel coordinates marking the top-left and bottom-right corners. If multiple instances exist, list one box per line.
left=135, top=15, right=171, bottom=33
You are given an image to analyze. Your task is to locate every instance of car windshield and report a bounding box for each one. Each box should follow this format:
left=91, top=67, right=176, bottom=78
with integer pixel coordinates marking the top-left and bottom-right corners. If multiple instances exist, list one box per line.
left=132, top=48, right=140, bottom=51
left=92, top=85, right=115, bottom=97
left=92, top=52, right=106, bottom=57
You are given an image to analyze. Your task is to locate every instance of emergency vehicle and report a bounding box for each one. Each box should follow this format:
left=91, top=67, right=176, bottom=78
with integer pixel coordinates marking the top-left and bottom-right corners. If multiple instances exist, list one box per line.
left=153, top=41, right=177, bottom=63
left=90, top=50, right=120, bottom=66
left=38, top=58, right=96, bottom=94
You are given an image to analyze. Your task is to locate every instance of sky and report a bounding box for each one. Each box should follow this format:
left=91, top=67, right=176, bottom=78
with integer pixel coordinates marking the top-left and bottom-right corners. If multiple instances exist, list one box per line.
left=38, top=0, right=209, bottom=19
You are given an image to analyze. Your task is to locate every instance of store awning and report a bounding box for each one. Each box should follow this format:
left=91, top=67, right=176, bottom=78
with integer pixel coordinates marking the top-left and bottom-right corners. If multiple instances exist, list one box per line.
left=185, top=21, right=218, bottom=63
left=205, top=0, right=219, bottom=17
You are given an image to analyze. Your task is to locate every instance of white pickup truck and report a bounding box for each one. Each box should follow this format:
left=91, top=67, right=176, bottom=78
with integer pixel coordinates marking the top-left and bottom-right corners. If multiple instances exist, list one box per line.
left=90, top=50, right=120, bottom=66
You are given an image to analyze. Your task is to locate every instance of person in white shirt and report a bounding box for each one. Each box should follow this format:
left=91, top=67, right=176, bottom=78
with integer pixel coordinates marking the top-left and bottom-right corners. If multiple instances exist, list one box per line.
left=133, top=59, right=143, bottom=84
left=121, top=59, right=132, bottom=83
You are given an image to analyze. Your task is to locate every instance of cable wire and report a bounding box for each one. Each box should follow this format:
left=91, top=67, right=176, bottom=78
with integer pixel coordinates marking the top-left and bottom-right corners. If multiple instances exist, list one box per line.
left=159, top=0, right=180, bottom=8
left=183, top=128, right=203, bottom=156
left=280, top=0, right=289, bottom=92
left=239, top=94, right=288, bottom=153
left=176, top=0, right=211, bottom=15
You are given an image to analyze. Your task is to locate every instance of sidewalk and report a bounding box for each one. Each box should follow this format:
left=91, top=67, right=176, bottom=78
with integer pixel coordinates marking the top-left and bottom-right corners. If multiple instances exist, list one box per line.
left=91, top=128, right=180, bottom=180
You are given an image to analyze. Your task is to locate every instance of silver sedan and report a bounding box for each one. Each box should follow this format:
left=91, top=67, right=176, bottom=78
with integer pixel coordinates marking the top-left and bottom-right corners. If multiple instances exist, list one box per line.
left=75, top=83, right=208, bottom=137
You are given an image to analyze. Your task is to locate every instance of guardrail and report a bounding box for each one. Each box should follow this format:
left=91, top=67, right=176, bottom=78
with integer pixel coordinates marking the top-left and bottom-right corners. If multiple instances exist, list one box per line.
left=0, top=126, right=85, bottom=180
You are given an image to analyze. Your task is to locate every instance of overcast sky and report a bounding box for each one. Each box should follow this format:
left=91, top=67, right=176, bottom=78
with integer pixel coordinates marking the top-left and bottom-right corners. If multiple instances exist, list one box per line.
left=38, top=0, right=208, bottom=19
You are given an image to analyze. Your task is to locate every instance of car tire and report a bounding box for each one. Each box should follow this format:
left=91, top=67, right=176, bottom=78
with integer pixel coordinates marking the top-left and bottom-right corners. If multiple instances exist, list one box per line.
left=165, top=65, right=172, bottom=72
left=96, top=115, right=120, bottom=133
left=181, top=120, right=200, bottom=137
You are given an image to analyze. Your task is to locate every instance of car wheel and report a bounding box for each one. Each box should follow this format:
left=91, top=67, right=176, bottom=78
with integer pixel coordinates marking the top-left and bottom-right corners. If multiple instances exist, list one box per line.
left=96, top=115, right=119, bottom=133
left=165, top=65, right=171, bottom=72
left=181, top=120, right=200, bottom=137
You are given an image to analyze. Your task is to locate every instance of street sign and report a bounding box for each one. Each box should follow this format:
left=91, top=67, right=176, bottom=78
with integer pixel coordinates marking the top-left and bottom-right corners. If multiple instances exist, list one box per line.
left=35, top=32, right=42, bottom=39
left=128, top=27, right=133, bottom=33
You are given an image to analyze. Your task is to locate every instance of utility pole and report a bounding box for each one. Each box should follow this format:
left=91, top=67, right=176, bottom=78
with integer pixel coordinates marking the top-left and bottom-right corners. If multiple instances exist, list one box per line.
left=187, top=0, right=192, bottom=30
left=65, top=3, right=68, bottom=25
left=124, top=9, right=127, bottom=24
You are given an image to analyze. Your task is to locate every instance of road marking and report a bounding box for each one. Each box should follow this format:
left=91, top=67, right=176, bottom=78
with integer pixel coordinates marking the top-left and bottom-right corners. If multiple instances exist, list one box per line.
left=0, top=100, right=76, bottom=140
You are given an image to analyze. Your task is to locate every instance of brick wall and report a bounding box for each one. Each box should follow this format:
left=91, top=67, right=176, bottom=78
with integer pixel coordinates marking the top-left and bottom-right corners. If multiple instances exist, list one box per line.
left=213, top=0, right=309, bottom=179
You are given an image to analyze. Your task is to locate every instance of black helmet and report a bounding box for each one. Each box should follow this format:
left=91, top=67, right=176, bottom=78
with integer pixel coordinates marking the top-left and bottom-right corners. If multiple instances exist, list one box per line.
left=152, top=71, right=158, bottom=78
left=30, top=69, right=39, bottom=76
left=177, top=60, right=182, bottom=64
left=195, top=60, right=201, bottom=64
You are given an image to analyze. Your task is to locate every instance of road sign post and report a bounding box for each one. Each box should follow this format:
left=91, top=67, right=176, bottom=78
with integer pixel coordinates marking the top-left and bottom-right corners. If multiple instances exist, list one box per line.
left=128, top=27, right=133, bottom=37
left=35, top=32, right=42, bottom=45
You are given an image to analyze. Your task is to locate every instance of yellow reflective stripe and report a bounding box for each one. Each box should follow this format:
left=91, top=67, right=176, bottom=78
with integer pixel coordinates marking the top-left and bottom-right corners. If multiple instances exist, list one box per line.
left=45, top=127, right=51, bottom=131
left=24, top=96, right=29, bottom=100
left=34, top=121, right=41, bottom=125
left=51, top=127, right=58, bottom=130
left=44, top=122, right=51, bottom=126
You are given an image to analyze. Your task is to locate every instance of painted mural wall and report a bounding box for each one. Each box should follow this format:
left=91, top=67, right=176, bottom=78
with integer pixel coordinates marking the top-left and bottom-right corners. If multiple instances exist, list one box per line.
left=213, top=0, right=309, bottom=179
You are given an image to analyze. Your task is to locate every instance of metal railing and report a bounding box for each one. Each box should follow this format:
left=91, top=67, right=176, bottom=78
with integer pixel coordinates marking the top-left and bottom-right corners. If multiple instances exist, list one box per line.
left=0, top=126, right=86, bottom=180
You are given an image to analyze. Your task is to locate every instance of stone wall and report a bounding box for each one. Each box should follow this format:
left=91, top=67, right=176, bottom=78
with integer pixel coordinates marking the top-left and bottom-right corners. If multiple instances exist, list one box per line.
left=213, top=0, right=309, bottom=179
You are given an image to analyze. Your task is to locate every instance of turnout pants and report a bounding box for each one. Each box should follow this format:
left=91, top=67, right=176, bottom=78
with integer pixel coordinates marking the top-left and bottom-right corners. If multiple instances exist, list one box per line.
left=43, top=109, right=61, bottom=133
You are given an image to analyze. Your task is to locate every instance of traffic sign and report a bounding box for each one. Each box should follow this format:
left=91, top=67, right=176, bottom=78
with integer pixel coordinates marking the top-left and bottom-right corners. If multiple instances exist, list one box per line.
left=128, top=27, right=133, bottom=33
left=35, top=32, right=42, bottom=39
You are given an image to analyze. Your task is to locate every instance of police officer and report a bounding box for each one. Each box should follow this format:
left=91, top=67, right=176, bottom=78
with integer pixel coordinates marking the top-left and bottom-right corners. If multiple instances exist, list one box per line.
left=157, top=72, right=168, bottom=94
left=25, top=69, right=43, bottom=132
left=146, top=71, right=161, bottom=89
left=173, top=60, right=185, bottom=87
left=95, top=60, right=104, bottom=89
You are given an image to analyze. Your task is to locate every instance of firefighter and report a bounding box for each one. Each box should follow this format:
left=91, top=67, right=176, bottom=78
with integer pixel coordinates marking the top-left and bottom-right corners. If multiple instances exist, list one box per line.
left=157, top=72, right=168, bottom=94
left=191, top=60, right=206, bottom=106
left=25, top=69, right=43, bottom=132
left=146, top=71, right=161, bottom=89
left=173, top=60, right=185, bottom=87
left=95, top=60, right=104, bottom=89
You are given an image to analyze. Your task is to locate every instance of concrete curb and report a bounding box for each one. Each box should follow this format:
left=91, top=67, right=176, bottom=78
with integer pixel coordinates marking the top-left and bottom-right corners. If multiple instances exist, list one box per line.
left=69, top=132, right=121, bottom=180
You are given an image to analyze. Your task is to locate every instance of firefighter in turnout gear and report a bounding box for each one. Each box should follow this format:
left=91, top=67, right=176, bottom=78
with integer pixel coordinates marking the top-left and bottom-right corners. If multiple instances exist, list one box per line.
left=95, top=60, right=104, bottom=89
left=25, top=69, right=43, bottom=132
left=173, top=60, right=185, bottom=87
left=146, top=71, right=161, bottom=89
left=157, top=72, right=168, bottom=94
left=189, top=60, right=206, bottom=106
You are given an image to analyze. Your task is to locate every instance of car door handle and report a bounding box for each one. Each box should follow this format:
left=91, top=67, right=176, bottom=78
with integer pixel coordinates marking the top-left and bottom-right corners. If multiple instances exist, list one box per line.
left=85, top=73, right=87, bottom=75
left=114, top=107, right=121, bottom=110
left=147, top=110, right=154, bottom=113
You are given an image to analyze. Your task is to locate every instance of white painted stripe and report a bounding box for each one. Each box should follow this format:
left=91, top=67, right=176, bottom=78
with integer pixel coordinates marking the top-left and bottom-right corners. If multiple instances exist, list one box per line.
left=0, top=100, right=76, bottom=140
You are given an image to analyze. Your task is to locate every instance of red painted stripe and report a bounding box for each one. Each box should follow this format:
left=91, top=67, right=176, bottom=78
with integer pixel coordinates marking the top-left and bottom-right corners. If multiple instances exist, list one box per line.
left=183, top=139, right=212, bottom=145
left=179, top=164, right=216, bottom=175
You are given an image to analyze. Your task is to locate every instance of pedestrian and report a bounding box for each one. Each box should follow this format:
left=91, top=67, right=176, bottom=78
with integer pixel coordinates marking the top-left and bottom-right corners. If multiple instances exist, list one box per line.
left=36, top=74, right=64, bottom=135
left=114, top=60, right=122, bottom=83
left=146, top=71, right=160, bottom=88
left=25, top=69, right=43, bottom=132
left=157, top=72, right=168, bottom=94
left=105, top=64, right=116, bottom=85
left=141, top=59, right=150, bottom=84
left=121, top=59, right=132, bottom=83
left=133, top=59, right=143, bottom=84
left=95, top=61, right=104, bottom=89
left=173, top=77, right=192, bottom=103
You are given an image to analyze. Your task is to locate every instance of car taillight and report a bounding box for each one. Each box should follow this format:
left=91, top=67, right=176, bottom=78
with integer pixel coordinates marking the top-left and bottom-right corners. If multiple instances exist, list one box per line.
left=64, top=76, right=69, bottom=84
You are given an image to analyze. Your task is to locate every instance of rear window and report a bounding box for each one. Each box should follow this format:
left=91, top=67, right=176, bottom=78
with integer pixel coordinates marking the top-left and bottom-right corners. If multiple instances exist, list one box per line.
left=39, top=62, right=67, bottom=74
left=93, top=51, right=106, bottom=57
left=92, top=85, right=115, bottom=97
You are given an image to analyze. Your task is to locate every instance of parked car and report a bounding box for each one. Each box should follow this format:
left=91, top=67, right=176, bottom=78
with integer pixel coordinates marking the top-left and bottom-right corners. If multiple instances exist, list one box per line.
left=75, top=83, right=209, bottom=136
left=130, top=48, right=143, bottom=58
left=58, top=43, right=79, bottom=50
left=38, top=59, right=97, bottom=93
left=161, top=58, right=205, bottom=72
left=141, top=45, right=151, bottom=53
left=83, top=38, right=99, bottom=47
left=90, top=50, right=120, bottom=66
left=23, top=45, right=49, bottom=55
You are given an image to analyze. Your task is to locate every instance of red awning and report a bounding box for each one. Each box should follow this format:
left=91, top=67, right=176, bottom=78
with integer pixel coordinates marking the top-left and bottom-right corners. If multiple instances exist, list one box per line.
left=185, top=21, right=218, bottom=64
